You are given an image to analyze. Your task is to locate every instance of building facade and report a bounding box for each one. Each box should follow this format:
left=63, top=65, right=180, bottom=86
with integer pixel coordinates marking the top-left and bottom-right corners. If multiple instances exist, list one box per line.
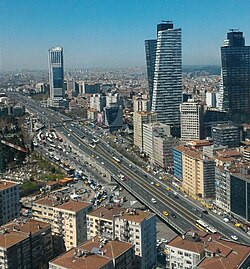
left=89, top=94, right=106, bottom=112
left=133, top=111, right=157, bottom=149
left=145, top=39, right=157, bottom=109
left=142, top=122, right=170, bottom=158
left=0, top=181, right=20, bottom=225
left=32, top=197, right=92, bottom=252
left=182, top=150, right=215, bottom=198
left=104, top=105, right=123, bottom=131
left=133, top=95, right=150, bottom=112
left=49, top=236, right=135, bottom=269
left=180, top=99, right=203, bottom=142
left=151, top=22, right=182, bottom=126
left=0, top=218, right=53, bottom=269
left=86, top=206, right=157, bottom=269
left=48, top=46, right=65, bottom=107
left=153, top=135, right=180, bottom=170
left=218, top=30, right=250, bottom=123
left=211, top=123, right=240, bottom=148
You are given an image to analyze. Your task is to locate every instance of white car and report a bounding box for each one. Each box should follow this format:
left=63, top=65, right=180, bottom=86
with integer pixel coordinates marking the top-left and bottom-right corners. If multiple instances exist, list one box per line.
left=231, top=235, right=238, bottom=241
left=223, top=217, right=230, bottom=223
left=150, top=181, right=155, bottom=185
left=151, top=198, right=157, bottom=204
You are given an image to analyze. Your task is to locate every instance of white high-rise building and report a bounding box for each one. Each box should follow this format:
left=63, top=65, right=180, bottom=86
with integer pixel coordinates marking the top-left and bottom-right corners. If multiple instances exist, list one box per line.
left=151, top=22, right=182, bottom=126
left=206, top=91, right=219, bottom=108
left=180, top=99, right=203, bottom=142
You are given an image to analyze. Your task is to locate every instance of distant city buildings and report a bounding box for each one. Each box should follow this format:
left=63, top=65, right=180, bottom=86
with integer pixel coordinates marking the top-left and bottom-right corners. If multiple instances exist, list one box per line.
left=48, top=46, right=65, bottom=108
left=218, top=30, right=250, bottom=123
left=146, top=21, right=182, bottom=126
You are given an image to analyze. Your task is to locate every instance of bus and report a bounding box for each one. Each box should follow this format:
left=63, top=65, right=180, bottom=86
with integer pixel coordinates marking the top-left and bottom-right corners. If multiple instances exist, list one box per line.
left=113, top=156, right=121, bottom=163
left=47, top=137, right=53, bottom=143
left=89, top=143, right=96, bottom=149
left=92, top=138, right=99, bottom=143
left=196, top=219, right=217, bottom=234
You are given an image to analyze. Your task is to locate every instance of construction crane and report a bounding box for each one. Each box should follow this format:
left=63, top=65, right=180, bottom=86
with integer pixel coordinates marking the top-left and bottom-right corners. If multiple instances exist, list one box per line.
left=0, top=139, right=28, bottom=153
left=0, top=136, right=28, bottom=173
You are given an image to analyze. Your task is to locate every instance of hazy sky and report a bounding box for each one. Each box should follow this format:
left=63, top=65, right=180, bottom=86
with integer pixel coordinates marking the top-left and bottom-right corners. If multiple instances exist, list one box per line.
left=0, top=0, right=249, bottom=71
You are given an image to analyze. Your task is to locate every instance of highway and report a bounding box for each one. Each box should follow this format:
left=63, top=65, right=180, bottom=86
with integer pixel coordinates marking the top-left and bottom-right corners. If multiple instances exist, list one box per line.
left=9, top=92, right=250, bottom=244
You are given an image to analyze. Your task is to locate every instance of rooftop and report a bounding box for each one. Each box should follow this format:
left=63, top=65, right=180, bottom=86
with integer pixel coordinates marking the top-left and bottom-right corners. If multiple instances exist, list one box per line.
left=33, top=196, right=61, bottom=207
left=0, top=218, right=51, bottom=249
left=0, top=180, right=18, bottom=191
left=168, top=231, right=250, bottom=269
left=87, top=206, right=153, bottom=223
left=55, top=200, right=92, bottom=213
left=50, top=236, right=133, bottom=269
left=197, top=239, right=250, bottom=269
left=216, top=149, right=243, bottom=158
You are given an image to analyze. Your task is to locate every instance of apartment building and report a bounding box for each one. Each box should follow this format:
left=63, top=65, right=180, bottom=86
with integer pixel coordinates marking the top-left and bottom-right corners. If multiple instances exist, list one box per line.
left=166, top=230, right=250, bottom=269
left=0, top=218, right=52, bottom=269
left=87, top=206, right=157, bottom=269
left=153, top=135, right=180, bottom=169
left=173, top=145, right=187, bottom=180
left=49, top=236, right=135, bottom=269
left=215, top=163, right=250, bottom=222
left=32, top=196, right=92, bottom=252
left=0, top=180, right=20, bottom=225
left=133, top=111, right=157, bottom=149
left=182, top=149, right=215, bottom=198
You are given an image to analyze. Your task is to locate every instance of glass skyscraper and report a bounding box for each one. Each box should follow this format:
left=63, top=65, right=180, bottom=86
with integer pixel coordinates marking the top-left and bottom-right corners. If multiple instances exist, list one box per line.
left=48, top=46, right=64, bottom=107
left=218, top=30, right=250, bottom=123
left=145, top=39, right=157, bottom=110
left=145, top=22, right=182, bottom=126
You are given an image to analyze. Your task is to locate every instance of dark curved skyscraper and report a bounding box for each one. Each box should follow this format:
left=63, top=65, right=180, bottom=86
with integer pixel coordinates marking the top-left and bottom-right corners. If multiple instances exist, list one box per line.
left=48, top=46, right=64, bottom=107
left=145, top=39, right=157, bottom=109
left=145, top=22, right=182, bottom=126
left=218, top=30, right=250, bottom=123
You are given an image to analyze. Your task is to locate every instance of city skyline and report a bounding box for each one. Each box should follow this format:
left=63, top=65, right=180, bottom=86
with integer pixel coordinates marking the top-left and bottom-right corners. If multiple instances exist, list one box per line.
left=0, top=0, right=250, bottom=71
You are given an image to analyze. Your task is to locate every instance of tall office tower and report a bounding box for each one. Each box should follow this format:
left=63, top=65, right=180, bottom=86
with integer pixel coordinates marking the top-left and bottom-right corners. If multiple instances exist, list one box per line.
left=180, top=99, right=203, bottom=142
left=218, top=30, right=250, bottom=123
left=147, top=22, right=182, bottom=126
left=48, top=46, right=65, bottom=107
left=145, top=39, right=157, bottom=109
